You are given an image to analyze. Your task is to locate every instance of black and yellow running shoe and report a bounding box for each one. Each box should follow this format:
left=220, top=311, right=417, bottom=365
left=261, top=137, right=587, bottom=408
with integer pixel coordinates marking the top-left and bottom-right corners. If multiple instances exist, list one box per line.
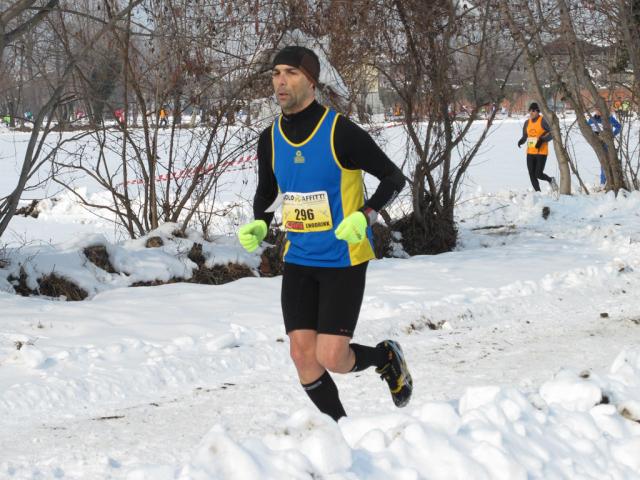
left=376, top=340, right=413, bottom=407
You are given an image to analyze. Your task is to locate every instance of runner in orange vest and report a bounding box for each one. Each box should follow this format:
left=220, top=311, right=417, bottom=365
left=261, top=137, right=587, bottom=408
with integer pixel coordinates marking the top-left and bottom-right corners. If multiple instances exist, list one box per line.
left=159, top=107, right=167, bottom=127
left=517, top=102, right=558, bottom=192
left=613, top=99, right=623, bottom=119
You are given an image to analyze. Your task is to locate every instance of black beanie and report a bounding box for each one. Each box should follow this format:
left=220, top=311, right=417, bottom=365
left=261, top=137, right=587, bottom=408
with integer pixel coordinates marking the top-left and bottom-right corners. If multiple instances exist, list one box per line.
left=272, top=46, right=320, bottom=85
left=528, top=102, right=540, bottom=112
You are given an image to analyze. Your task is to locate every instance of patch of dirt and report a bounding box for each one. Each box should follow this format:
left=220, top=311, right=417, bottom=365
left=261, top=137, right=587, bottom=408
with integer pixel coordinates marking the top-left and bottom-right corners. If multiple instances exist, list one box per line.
left=131, top=278, right=180, bottom=287
left=185, top=242, right=254, bottom=284
left=405, top=316, right=447, bottom=334
left=15, top=199, right=40, bottom=218
left=37, top=273, right=88, bottom=301
left=93, top=415, right=125, bottom=421
left=620, top=406, right=640, bottom=423
left=83, top=245, right=116, bottom=273
left=188, top=243, right=206, bottom=266
left=7, top=267, right=36, bottom=297
left=145, top=236, right=164, bottom=248
left=14, top=339, right=36, bottom=350
left=471, top=224, right=518, bottom=236
left=191, top=263, right=254, bottom=285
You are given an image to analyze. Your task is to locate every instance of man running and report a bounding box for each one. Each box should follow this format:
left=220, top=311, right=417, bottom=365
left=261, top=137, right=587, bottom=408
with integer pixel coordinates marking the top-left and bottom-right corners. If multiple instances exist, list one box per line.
left=237, top=46, right=412, bottom=421
left=517, top=102, right=558, bottom=192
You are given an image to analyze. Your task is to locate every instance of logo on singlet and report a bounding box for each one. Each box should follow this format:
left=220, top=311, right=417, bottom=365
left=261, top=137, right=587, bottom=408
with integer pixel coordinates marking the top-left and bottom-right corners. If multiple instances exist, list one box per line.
left=294, top=150, right=305, bottom=164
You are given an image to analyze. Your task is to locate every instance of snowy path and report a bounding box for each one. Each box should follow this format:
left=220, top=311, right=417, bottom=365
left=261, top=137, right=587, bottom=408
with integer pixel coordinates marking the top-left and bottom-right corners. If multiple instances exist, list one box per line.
left=3, top=189, right=640, bottom=477
left=2, top=277, right=638, bottom=478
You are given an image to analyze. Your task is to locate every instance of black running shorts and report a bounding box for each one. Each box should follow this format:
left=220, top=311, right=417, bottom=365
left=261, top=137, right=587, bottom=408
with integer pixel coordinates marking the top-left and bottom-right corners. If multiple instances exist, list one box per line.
left=281, top=261, right=368, bottom=337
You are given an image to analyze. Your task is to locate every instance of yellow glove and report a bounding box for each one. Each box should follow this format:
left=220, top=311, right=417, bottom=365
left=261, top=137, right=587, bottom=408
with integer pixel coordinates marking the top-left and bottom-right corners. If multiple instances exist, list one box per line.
left=238, top=220, right=268, bottom=252
left=334, top=211, right=368, bottom=244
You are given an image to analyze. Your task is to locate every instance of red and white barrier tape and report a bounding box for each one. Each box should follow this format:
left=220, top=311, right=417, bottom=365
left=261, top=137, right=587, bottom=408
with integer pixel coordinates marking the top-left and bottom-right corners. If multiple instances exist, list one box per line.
left=116, top=122, right=401, bottom=188
left=118, top=154, right=257, bottom=187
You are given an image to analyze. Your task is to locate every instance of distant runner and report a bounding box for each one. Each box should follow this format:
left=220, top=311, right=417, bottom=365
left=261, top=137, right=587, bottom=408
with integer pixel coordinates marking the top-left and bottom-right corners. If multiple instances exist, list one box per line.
left=587, top=108, right=621, bottom=186
left=517, top=102, right=558, bottom=193
left=159, top=107, right=168, bottom=128
left=237, top=46, right=411, bottom=421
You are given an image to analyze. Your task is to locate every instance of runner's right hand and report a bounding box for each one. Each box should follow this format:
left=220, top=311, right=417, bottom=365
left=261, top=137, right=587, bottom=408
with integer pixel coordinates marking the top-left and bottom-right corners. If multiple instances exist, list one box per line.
left=238, top=220, right=268, bottom=252
left=517, top=139, right=525, bottom=148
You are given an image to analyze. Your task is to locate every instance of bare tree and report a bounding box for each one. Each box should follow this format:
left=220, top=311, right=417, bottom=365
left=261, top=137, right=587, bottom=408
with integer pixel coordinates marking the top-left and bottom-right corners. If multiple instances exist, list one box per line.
left=49, top=0, right=285, bottom=238
left=0, top=0, right=143, bottom=240
left=0, top=0, right=59, bottom=58
left=592, top=0, right=640, bottom=190
left=349, top=0, right=519, bottom=254
left=500, top=0, right=627, bottom=193
left=1, top=1, right=60, bottom=127
left=499, top=1, right=574, bottom=194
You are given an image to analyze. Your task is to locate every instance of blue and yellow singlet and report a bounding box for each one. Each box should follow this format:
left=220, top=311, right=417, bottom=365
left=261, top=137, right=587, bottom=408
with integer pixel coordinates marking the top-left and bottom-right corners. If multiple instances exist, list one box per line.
left=272, top=107, right=375, bottom=267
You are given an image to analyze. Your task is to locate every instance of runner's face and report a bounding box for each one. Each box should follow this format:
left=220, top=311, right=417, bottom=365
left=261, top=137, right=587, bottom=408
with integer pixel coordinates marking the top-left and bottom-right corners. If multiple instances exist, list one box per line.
left=272, top=65, right=315, bottom=114
left=529, top=109, right=539, bottom=120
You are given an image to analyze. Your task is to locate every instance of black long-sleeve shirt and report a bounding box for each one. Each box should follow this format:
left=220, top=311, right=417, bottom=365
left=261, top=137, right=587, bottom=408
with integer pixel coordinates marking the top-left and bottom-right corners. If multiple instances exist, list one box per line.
left=253, top=100, right=405, bottom=225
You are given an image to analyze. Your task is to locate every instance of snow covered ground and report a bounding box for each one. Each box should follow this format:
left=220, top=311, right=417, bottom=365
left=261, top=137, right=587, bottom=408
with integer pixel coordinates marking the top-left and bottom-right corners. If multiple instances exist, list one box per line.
left=1, top=119, right=640, bottom=479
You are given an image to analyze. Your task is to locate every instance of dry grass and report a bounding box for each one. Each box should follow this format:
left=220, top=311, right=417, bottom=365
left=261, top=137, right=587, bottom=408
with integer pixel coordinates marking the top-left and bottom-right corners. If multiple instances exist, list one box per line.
left=7, top=267, right=35, bottom=297
left=145, top=236, right=164, bottom=248
left=131, top=278, right=180, bottom=287
left=37, top=273, right=88, bottom=301
left=188, top=243, right=205, bottom=266
left=191, top=263, right=254, bottom=285
left=83, top=245, right=117, bottom=273
left=188, top=241, right=255, bottom=284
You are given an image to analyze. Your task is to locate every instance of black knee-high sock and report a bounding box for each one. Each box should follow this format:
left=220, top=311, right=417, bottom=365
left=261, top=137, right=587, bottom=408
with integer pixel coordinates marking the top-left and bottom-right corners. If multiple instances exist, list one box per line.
left=302, top=371, right=346, bottom=421
left=350, top=343, right=387, bottom=372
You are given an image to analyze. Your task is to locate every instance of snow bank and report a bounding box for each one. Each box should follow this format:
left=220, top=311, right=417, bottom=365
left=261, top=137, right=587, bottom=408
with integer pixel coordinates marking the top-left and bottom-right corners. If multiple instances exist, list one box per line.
left=124, top=348, right=640, bottom=479
left=0, top=222, right=261, bottom=298
left=3, top=186, right=640, bottom=302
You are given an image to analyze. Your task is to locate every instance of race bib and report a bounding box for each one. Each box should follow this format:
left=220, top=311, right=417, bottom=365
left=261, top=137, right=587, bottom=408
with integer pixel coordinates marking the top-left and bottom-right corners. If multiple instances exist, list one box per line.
left=527, top=137, right=538, bottom=148
left=282, top=191, right=333, bottom=232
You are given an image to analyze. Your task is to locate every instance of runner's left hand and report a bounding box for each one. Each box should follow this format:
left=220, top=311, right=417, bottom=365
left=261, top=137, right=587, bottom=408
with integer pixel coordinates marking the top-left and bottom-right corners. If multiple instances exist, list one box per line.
left=335, top=211, right=367, bottom=244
